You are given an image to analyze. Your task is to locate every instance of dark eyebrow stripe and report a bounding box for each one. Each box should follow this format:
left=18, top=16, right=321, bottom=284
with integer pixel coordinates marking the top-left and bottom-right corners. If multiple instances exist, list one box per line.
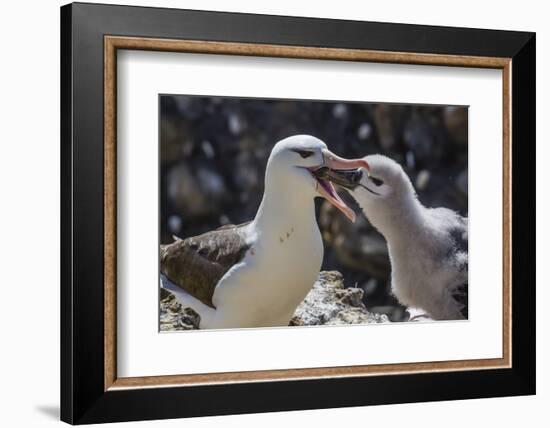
left=291, top=148, right=315, bottom=158
left=359, top=183, right=381, bottom=196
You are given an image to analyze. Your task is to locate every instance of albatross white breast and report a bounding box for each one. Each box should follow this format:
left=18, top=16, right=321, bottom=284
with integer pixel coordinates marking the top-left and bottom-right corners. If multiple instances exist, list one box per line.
left=160, top=135, right=369, bottom=329
left=318, top=154, right=468, bottom=320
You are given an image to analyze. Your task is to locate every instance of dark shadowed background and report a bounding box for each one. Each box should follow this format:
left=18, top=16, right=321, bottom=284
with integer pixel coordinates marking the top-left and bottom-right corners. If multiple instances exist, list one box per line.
left=159, top=95, right=468, bottom=321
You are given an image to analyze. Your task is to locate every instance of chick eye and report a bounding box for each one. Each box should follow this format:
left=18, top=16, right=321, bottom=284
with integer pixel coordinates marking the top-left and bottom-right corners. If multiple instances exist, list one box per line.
left=369, top=175, right=384, bottom=186
left=293, top=149, right=314, bottom=159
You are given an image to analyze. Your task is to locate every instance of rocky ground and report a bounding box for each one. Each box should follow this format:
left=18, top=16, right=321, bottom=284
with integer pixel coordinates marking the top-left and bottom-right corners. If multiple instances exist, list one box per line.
left=160, top=270, right=390, bottom=331
left=160, top=287, right=201, bottom=331
left=289, top=271, right=389, bottom=326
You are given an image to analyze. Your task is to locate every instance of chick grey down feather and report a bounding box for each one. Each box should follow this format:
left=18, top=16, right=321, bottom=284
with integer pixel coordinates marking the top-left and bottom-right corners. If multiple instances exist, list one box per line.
left=343, top=155, right=468, bottom=320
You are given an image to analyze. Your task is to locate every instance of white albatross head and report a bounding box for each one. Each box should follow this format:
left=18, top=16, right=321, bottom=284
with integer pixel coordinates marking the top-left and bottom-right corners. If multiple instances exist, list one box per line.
left=264, top=135, right=370, bottom=222
left=355, top=155, right=414, bottom=202
left=317, top=154, right=419, bottom=231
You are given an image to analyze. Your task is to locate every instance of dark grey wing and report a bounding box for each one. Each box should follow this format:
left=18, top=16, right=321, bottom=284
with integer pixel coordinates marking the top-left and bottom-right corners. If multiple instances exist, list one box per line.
left=214, top=220, right=252, bottom=231
left=160, top=223, right=251, bottom=308
left=448, top=215, right=468, bottom=318
left=451, top=282, right=468, bottom=319
left=445, top=213, right=468, bottom=273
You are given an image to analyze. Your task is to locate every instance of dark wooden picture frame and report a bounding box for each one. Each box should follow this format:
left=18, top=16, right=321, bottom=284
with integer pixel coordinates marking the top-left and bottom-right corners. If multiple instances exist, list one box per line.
left=61, top=2, right=535, bottom=424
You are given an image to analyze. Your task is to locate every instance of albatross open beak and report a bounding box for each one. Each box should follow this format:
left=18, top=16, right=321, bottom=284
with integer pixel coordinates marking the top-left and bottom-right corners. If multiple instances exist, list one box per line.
left=310, top=150, right=370, bottom=222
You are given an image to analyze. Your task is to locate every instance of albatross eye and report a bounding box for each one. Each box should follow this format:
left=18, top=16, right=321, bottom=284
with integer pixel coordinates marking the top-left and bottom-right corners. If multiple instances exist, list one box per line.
left=369, top=175, right=384, bottom=186
left=292, top=149, right=315, bottom=159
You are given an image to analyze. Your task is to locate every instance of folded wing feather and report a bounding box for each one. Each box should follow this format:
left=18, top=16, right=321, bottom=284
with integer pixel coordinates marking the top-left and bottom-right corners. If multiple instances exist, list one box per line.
left=160, top=222, right=251, bottom=308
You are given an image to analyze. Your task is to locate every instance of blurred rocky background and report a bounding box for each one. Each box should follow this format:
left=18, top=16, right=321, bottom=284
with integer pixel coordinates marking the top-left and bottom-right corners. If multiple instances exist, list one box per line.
left=160, top=95, right=468, bottom=322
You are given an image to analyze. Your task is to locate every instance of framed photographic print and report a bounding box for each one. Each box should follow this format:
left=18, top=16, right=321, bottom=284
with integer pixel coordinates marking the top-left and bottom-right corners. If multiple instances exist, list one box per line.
left=60, top=2, right=536, bottom=424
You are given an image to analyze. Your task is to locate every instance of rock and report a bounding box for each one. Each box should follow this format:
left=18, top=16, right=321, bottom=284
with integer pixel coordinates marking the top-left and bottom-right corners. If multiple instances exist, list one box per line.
left=336, top=233, right=389, bottom=279
left=415, top=169, right=431, bottom=191
left=160, top=287, right=172, bottom=300
left=160, top=289, right=201, bottom=331
left=160, top=119, right=189, bottom=163
left=174, top=95, right=206, bottom=120
left=332, top=103, right=348, bottom=120
left=356, top=122, right=372, bottom=140
left=200, top=140, right=216, bottom=158
left=227, top=112, right=246, bottom=136
left=319, top=202, right=391, bottom=279
left=167, top=215, right=182, bottom=234
left=232, top=149, right=262, bottom=194
left=443, top=106, right=468, bottom=146
left=373, top=104, right=406, bottom=151
left=179, top=307, right=201, bottom=329
left=166, top=162, right=228, bottom=218
left=336, top=287, right=364, bottom=307
left=290, top=271, right=390, bottom=326
left=403, top=111, right=436, bottom=162
left=456, top=168, right=468, bottom=197
left=362, top=278, right=378, bottom=296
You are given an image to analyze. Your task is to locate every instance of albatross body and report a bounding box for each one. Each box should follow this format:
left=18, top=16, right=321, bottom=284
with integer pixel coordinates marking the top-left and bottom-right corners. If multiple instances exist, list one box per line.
left=160, top=135, right=369, bottom=329
left=319, top=155, right=468, bottom=320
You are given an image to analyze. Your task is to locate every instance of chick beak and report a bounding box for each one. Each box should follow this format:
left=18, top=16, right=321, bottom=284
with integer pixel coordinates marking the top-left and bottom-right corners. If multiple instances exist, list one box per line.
left=310, top=150, right=369, bottom=222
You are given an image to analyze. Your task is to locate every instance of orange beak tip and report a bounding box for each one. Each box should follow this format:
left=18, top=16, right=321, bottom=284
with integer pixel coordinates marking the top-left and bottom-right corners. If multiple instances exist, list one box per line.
left=345, top=208, right=356, bottom=223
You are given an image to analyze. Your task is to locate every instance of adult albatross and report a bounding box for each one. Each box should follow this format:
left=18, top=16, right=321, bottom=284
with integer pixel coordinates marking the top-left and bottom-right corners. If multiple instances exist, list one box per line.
left=160, top=135, right=369, bottom=329
left=317, top=154, right=468, bottom=320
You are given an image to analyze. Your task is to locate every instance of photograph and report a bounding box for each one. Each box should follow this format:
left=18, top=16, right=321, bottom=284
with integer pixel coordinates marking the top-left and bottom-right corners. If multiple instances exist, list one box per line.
left=158, top=95, right=469, bottom=331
